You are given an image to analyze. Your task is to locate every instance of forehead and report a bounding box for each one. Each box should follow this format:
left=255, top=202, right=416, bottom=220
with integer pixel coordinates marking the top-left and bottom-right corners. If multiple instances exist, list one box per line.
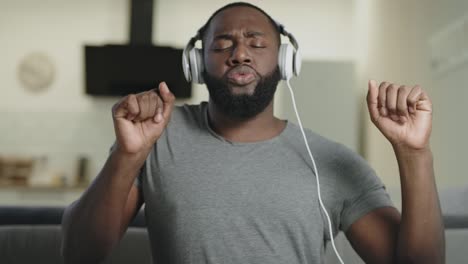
left=206, top=6, right=277, bottom=36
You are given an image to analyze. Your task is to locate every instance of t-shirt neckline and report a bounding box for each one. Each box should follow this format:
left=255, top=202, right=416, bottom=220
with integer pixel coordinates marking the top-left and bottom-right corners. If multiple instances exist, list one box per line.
left=201, top=102, right=290, bottom=147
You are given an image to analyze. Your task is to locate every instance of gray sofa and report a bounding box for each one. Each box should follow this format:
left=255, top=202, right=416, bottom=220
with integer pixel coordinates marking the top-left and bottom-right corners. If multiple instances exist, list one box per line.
left=0, top=206, right=152, bottom=264
left=0, top=205, right=465, bottom=263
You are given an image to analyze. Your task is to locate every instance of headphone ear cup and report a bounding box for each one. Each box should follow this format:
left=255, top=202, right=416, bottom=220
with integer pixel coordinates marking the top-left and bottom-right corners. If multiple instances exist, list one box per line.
left=189, top=48, right=204, bottom=84
left=279, top=43, right=294, bottom=80
left=293, top=49, right=302, bottom=76
left=182, top=50, right=192, bottom=82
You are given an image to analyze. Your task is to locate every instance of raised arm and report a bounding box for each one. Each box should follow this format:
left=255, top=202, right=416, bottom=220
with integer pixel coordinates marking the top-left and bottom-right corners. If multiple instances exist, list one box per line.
left=347, top=80, right=444, bottom=263
left=61, top=82, right=175, bottom=263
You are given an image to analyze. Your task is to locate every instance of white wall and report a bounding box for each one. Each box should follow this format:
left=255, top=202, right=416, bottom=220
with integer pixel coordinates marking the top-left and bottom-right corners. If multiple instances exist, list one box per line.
left=0, top=0, right=131, bottom=187
left=154, top=0, right=356, bottom=60
left=360, top=0, right=468, bottom=195
left=425, top=0, right=468, bottom=189
left=0, top=0, right=128, bottom=111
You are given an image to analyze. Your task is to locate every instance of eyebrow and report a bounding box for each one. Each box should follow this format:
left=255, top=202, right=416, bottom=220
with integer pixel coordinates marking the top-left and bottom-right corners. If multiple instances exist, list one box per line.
left=245, top=31, right=265, bottom=37
left=213, top=31, right=266, bottom=40
left=213, top=33, right=232, bottom=41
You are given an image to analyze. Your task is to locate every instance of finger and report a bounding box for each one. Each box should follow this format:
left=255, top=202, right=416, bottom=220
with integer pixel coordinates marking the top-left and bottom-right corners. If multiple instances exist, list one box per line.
left=385, top=84, right=399, bottom=121
left=113, top=94, right=139, bottom=120
left=112, top=97, right=127, bottom=118
left=367, top=80, right=380, bottom=122
left=126, top=95, right=140, bottom=120
left=410, top=86, right=432, bottom=113
left=378, top=82, right=391, bottom=116
left=148, top=87, right=163, bottom=123
left=153, top=94, right=164, bottom=123
left=158, top=82, right=176, bottom=121
left=407, top=85, right=423, bottom=114
left=147, top=90, right=158, bottom=119
left=134, top=92, right=151, bottom=122
left=417, top=90, right=432, bottom=112
left=396, top=85, right=411, bottom=118
left=144, top=92, right=153, bottom=120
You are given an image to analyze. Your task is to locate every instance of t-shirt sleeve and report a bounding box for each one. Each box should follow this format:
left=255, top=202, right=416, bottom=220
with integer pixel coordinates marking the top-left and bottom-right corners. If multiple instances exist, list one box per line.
left=339, top=170, right=394, bottom=232
left=332, top=144, right=393, bottom=232
left=320, top=141, right=395, bottom=237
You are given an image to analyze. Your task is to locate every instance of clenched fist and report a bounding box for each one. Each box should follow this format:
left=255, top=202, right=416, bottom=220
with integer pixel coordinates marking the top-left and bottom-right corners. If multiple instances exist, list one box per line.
left=367, top=80, right=432, bottom=151
left=112, top=82, right=175, bottom=154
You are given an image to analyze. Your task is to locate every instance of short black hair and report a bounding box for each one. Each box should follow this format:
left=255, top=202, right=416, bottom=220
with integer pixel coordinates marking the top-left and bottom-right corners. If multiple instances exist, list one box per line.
left=198, top=2, right=281, bottom=46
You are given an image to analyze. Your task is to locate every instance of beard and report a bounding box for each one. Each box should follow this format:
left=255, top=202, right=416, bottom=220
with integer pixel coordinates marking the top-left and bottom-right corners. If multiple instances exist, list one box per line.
left=203, top=66, right=281, bottom=120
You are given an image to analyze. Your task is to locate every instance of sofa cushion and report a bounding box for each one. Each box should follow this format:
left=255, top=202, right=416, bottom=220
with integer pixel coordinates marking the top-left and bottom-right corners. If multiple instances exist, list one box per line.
left=0, top=225, right=152, bottom=264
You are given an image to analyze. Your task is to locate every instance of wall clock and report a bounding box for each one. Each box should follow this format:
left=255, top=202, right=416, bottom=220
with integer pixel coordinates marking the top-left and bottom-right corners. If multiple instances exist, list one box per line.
left=17, top=52, right=55, bottom=93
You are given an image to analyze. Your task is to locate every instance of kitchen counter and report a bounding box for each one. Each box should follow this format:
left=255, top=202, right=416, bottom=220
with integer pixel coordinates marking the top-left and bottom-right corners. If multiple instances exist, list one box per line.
left=0, top=185, right=86, bottom=206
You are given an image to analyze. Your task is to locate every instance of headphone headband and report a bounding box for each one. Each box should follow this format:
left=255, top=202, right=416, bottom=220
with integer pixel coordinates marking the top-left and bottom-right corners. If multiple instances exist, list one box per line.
left=275, top=22, right=299, bottom=51
left=185, top=22, right=299, bottom=53
left=182, top=35, right=199, bottom=59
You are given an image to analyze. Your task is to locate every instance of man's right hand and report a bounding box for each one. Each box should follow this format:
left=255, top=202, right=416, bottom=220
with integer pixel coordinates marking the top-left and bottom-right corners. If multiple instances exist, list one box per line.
left=112, top=82, right=175, bottom=154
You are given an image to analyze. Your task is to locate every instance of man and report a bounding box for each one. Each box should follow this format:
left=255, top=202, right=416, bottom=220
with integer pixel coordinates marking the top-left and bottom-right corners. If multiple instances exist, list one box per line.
left=62, top=2, right=445, bottom=263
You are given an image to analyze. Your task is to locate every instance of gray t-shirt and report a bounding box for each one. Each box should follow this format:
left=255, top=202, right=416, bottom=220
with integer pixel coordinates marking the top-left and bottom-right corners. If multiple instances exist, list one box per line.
left=137, top=102, right=393, bottom=264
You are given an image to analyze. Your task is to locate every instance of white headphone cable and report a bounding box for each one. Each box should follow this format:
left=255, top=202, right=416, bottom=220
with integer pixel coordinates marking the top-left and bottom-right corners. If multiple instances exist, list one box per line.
left=285, top=80, right=345, bottom=264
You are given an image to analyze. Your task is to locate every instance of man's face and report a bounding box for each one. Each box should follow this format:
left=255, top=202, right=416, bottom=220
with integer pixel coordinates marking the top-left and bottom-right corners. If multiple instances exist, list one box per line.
left=202, top=6, right=281, bottom=119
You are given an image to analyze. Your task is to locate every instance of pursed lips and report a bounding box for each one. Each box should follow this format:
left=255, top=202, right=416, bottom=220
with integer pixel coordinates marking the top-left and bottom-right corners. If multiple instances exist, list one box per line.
left=226, top=65, right=257, bottom=86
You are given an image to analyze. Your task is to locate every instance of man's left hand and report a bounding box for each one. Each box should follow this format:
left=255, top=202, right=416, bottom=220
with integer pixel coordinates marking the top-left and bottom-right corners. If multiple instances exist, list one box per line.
left=367, top=80, right=433, bottom=150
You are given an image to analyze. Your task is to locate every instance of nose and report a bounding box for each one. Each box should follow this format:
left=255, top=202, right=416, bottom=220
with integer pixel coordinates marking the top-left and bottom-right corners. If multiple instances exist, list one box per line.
left=228, top=43, right=252, bottom=66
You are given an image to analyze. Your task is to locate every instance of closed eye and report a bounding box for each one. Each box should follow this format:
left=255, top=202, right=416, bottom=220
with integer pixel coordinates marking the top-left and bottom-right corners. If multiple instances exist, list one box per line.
left=212, top=46, right=232, bottom=52
left=211, top=39, right=233, bottom=52
left=250, top=40, right=267, bottom=49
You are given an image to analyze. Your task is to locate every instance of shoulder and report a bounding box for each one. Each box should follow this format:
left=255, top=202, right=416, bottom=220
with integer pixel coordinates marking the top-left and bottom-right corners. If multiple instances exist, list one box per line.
left=170, top=102, right=206, bottom=121
left=283, top=122, right=383, bottom=196
left=167, top=102, right=207, bottom=130
left=283, top=122, right=368, bottom=170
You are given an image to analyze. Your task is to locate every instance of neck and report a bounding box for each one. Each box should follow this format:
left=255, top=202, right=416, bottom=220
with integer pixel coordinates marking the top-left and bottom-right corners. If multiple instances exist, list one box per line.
left=207, top=99, right=286, bottom=143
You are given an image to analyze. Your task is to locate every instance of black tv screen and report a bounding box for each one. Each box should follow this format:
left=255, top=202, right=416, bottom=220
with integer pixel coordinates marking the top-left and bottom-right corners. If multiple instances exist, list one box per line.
left=85, top=45, right=192, bottom=98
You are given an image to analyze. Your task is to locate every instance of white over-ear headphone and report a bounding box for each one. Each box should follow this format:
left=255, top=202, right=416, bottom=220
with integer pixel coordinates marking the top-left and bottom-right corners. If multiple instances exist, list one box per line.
left=182, top=21, right=302, bottom=84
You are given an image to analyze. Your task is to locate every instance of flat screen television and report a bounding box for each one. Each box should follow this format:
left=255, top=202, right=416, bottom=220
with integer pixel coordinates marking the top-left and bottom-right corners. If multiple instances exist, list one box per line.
left=84, top=45, right=192, bottom=98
